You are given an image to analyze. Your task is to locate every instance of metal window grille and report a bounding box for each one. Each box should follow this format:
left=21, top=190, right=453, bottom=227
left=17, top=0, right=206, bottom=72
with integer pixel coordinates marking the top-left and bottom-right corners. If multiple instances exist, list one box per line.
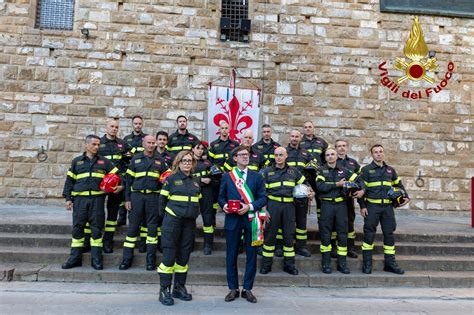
left=35, top=0, right=75, bottom=30
left=221, top=0, right=249, bottom=42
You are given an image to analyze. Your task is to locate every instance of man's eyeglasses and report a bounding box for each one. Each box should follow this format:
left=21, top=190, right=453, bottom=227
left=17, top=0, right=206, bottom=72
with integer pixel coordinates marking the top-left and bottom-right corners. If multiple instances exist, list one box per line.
left=236, top=153, right=249, bottom=157
left=181, top=159, right=193, bottom=164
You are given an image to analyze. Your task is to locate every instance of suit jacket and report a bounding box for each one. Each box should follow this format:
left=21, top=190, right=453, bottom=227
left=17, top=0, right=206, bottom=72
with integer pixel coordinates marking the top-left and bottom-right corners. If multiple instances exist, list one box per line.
left=218, top=169, right=267, bottom=231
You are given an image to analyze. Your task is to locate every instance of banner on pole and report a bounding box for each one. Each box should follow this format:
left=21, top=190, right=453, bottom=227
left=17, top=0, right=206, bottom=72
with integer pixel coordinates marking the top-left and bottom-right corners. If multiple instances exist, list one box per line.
left=207, top=86, right=260, bottom=143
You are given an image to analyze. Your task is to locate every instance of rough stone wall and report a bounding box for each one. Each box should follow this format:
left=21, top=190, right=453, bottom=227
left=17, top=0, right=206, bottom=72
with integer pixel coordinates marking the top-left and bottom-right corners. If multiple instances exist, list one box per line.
left=0, top=0, right=472, bottom=213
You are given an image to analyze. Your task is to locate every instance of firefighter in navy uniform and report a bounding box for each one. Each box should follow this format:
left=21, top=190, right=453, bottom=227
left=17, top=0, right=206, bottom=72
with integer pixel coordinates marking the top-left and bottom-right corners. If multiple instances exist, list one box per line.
left=166, top=115, right=200, bottom=157
left=157, top=151, right=202, bottom=306
left=334, top=139, right=362, bottom=259
left=252, top=124, right=280, bottom=166
left=191, top=142, right=215, bottom=255
left=316, top=148, right=365, bottom=274
left=62, top=135, right=119, bottom=270
left=284, top=129, right=315, bottom=257
left=98, top=118, right=131, bottom=253
left=121, top=115, right=148, bottom=226
left=119, top=135, right=168, bottom=271
left=260, top=147, right=310, bottom=276
left=156, top=131, right=174, bottom=167
left=224, top=130, right=265, bottom=172
left=359, top=144, right=410, bottom=275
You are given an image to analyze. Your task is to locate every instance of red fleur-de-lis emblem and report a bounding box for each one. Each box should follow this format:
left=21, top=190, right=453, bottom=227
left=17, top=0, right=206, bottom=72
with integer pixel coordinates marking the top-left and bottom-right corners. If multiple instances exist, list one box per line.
left=213, top=96, right=253, bottom=142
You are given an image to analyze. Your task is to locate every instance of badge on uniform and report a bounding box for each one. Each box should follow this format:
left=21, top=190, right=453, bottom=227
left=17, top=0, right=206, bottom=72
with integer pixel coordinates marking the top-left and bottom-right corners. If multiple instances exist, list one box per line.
left=369, top=170, right=376, bottom=173
left=117, top=144, right=123, bottom=148
left=387, top=169, right=392, bottom=173
left=135, top=159, right=141, bottom=164
left=188, top=136, right=194, bottom=140
left=76, top=161, right=84, bottom=165
left=174, top=180, right=183, bottom=186
left=97, top=160, right=105, bottom=165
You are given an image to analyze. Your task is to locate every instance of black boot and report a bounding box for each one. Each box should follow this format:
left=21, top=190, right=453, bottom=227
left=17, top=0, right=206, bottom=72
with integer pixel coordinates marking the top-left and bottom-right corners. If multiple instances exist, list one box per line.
left=91, top=246, right=103, bottom=270
left=103, top=231, right=114, bottom=254
left=173, top=273, right=192, bottom=301
left=203, top=233, right=213, bottom=256
left=274, top=245, right=283, bottom=257
left=283, top=257, right=298, bottom=275
left=61, top=248, right=82, bottom=269
left=347, top=238, right=358, bottom=258
left=146, top=244, right=157, bottom=271
left=337, top=255, right=350, bottom=274
left=259, top=256, right=272, bottom=274
left=362, top=250, right=373, bottom=274
left=295, top=240, right=311, bottom=257
left=119, top=247, right=134, bottom=270
left=321, top=252, right=332, bottom=274
left=384, top=254, right=404, bottom=274
left=330, top=239, right=337, bottom=258
left=159, top=286, right=174, bottom=306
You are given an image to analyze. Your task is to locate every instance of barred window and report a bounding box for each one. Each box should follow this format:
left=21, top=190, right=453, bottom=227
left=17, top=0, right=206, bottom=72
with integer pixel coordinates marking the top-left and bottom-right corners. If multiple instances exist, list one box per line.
left=35, top=0, right=75, bottom=30
left=220, top=0, right=250, bottom=42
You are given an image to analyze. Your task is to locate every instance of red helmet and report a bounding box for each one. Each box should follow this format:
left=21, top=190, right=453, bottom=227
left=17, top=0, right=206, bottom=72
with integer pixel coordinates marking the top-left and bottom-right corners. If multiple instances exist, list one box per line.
left=159, top=169, right=172, bottom=183
left=100, top=173, right=121, bottom=193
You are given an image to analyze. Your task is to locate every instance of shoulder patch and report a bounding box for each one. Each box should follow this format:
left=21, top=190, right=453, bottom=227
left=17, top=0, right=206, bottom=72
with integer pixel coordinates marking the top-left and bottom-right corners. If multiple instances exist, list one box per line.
left=268, top=171, right=275, bottom=176
left=257, top=145, right=263, bottom=149
left=76, top=161, right=84, bottom=165
left=99, top=144, right=106, bottom=148
left=369, top=170, right=376, bottom=173
left=135, top=159, right=142, bottom=164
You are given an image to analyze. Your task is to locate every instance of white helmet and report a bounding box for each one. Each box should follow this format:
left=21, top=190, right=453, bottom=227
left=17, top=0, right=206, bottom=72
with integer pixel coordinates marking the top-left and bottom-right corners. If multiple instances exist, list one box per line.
left=293, top=184, right=310, bottom=198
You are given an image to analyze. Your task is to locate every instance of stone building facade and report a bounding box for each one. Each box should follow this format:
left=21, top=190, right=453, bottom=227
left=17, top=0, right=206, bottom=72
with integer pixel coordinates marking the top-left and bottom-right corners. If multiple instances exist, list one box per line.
left=0, top=0, right=472, bottom=214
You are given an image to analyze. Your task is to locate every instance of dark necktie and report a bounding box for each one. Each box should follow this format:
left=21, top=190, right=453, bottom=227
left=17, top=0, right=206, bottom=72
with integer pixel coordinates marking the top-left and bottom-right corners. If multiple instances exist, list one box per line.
left=241, top=171, right=246, bottom=181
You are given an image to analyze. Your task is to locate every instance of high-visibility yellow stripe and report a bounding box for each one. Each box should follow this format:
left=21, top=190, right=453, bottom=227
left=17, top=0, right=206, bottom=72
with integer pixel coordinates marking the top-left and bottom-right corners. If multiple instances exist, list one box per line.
left=127, top=169, right=136, bottom=177
left=140, top=226, right=148, bottom=232
left=174, top=263, right=188, bottom=273
left=331, top=231, right=337, bottom=239
left=157, top=263, right=174, bottom=274
left=207, top=151, right=216, bottom=158
left=140, top=232, right=147, bottom=237
left=297, top=176, right=306, bottom=185
left=337, top=246, right=348, bottom=256
left=71, top=237, right=84, bottom=248
left=349, top=173, right=358, bottom=182
left=90, top=237, right=103, bottom=247
left=307, top=148, right=322, bottom=153
left=169, top=195, right=199, bottom=202
left=262, top=251, right=273, bottom=257
left=67, top=171, right=77, bottom=180
left=126, top=236, right=137, bottom=242
left=365, top=181, right=392, bottom=187
left=71, top=190, right=104, bottom=196
left=317, top=175, right=326, bottom=181
left=366, top=198, right=392, bottom=204
left=362, top=242, right=374, bottom=251
left=248, top=165, right=259, bottom=171
left=104, top=227, right=116, bottom=232
left=124, top=242, right=135, bottom=248
left=135, top=171, right=160, bottom=178
left=296, top=234, right=307, bottom=240
left=106, top=220, right=117, bottom=226
left=165, top=207, right=177, bottom=217
left=131, top=188, right=160, bottom=193
left=283, top=251, right=295, bottom=257
left=203, top=226, right=214, bottom=234
left=84, top=228, right=91, bottom=234
left=110, top=167, right=118, bottom=174
left=276, top=234, right=283, bottom=239
left=287, top=162, right=306, bottom=167
left=348, top=231, right=356, bottom=239
left=321, top=197, right=345, bottom=202
left=263, top=244, right=275, bottom=251
left=168, top=146, right=192, bottom=152
left=160, top=189, right=170, bottom=197
left=283, top=246, right=294, bottom=252
left=104, top=154, right=122, bottom=160
left=146, top=236, right=158, bottom=244
left=320, top=244, right=331, bottom=253
left=296, top=228, right=306, bottom=234
left=392, top=178, right=400, bottom=185
left=383, top=245, right=396, bottom=255
left=268, top=195, right=294, bottom=203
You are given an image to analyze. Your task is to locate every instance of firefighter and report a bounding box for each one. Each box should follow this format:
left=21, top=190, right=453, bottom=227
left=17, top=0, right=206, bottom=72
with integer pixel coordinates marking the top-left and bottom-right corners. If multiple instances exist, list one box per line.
left=119, top=135, right=168, bottom=271
left=207, top=122, right=238, bottom=212
left=98, top=118, right=130, bottom=253
left=62, top=135, right=119, bottom=270
left=260, top=147, right=311, bottom=275
left=120, top=115, right=148, bottom=226
left=316, top=148, right=364, bottom=274
left=334, top=139, right=362, bottom=259
left=284, top=129, right=315, bottom=257
left=224, top=130, right=265, bottom=172
left=359, top=144, right=410, bottom=275
left=252, top=124, right=281, bottom=166
left=166, top=115, right=200, bottom=156
left=191, top=142, right=215, bottom=255
left=156, top=131, right=174, bottom=167
left=157, top=151, right=202, bottom=306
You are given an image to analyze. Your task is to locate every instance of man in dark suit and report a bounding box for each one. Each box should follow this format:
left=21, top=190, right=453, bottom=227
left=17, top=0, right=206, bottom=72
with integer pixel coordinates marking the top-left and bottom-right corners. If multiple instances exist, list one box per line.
left=218, top=145, right=267, bottom=303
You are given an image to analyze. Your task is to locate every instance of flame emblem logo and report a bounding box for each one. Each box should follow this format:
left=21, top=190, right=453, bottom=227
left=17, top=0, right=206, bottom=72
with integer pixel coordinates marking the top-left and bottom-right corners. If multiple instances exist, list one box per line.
left=394, top=17, right=438, bottom=84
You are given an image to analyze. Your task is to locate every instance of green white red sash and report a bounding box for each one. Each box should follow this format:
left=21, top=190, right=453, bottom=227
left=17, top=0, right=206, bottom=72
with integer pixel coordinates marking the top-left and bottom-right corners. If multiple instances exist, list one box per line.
left=229, top=168, right=265, bottom=246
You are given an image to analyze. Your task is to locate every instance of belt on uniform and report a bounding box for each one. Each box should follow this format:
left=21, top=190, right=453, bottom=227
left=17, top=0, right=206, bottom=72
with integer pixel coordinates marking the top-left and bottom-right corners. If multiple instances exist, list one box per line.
left=321, top=197, right=345, bottom=203
left=268, top=195, right=294, bottom=203
left=366, top=198, right=392, bottom=204
left=132, top=189, right=160, bottom=194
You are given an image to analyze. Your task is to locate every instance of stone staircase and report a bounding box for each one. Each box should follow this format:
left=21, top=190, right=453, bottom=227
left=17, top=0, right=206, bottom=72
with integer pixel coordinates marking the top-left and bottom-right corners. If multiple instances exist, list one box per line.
left=0, top=222, right=473, bottom=288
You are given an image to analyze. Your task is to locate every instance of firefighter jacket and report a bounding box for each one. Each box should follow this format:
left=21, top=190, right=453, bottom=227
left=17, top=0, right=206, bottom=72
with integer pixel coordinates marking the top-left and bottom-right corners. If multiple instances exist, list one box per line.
left=358, top=161, right=409, bottom=208
left=208, top=137, right=239, bottom=168
left=252, top=138, right=280, bottom=166
left=316, top=165, right=361, bottom=201
left=99, top=135, right=131, bottom=174
left=224, top=147, right=266, bottom=172
left=300, top=135, right=328, bottom=165
left=63, top=153, right=118, bottom=201
left=193, top=158, right=212, bottom=187
left=124, top=131, right=147, bottom=155
left=286, top=145, right=313, bottom=173
left=336, top=156, right=361, bottom=174
left=262, top=164, right=306, bottom=202
left=166, top=129, right=200, bottom=155
left=158, top=170, right=202, bottom=219
left=157, top=149, right=174, bottom=168
left=125, top=151, right=168, bottom=201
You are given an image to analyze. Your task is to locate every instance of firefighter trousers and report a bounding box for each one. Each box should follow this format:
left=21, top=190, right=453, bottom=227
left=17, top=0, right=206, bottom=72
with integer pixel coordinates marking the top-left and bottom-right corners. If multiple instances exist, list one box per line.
left=319, top=200, right=348, bottom=256
left=71, top=195, right=106, bottom=250
left=294, top=197, right=309, bottom=248
left=362, top=203, right=396, bottom=253
left=200, top=184, right=216, bottom=238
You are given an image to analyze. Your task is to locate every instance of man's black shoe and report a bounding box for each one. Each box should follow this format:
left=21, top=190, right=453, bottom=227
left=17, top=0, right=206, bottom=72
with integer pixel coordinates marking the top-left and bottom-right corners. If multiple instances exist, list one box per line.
left=384, top=264, right=405, bottom=275
left=91, top=258, right=103, bottom=270
left=296, top=248, right=311, bottom=257
left=119, top=259, right=132, bottom=270
left=224, top=289, right=239, bottom=302
left=347, top=249, right=358, bottom=259
left=203, top=245, right=212, bottom=256
left=159, top=287, right=174, bottom=306
left=61, top=259, right=82, bottom=269
left=283, top=265, right=299, bottom=275
left=362, top=263, right=372, bottom=274
left=321, top=264, right=332, bottom=274
left=103, top=243, right=113, bottom=254
left=172, top=284, right=192, bottom=301
left=241, top=290, right=257, bottom=303
left=259, top=266, right=271, bottom=274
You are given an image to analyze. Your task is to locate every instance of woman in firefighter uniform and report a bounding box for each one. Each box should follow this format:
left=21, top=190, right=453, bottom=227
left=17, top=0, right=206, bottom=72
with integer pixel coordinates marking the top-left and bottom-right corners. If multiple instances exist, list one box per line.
left=316, top=148, right=364, bottom=274
left=157, top=151, right=202, bottom=306
left=192, top=142, right=215, bottom=255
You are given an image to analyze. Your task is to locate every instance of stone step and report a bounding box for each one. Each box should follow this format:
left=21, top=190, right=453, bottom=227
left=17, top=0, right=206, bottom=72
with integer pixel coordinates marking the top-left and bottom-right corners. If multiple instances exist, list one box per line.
left=1, top=263, right=472, bottom=288
left=0, top=247, right=473, bottom=271
left=0, top=233, right=472, bottom=256
left=0, top=223, right=473, bottom=244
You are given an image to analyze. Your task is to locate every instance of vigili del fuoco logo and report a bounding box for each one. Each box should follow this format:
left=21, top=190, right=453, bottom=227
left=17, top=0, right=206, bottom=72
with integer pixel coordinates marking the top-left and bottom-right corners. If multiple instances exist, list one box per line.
left=378, top=16, right=455, bottom=100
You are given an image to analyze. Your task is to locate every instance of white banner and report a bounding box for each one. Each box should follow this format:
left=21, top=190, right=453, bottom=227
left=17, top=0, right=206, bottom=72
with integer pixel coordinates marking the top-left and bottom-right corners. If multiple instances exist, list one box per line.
left=207, top=86, right=260, bottom=143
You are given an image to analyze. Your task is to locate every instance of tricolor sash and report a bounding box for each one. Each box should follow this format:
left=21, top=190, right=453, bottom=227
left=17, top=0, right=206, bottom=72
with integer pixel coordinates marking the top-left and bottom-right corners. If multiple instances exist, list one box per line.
left=229, top=168, right=265, bottom=246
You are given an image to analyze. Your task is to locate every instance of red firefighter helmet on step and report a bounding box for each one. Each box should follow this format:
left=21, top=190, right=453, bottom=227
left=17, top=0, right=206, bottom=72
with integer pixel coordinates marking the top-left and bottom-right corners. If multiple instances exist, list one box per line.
left=100, top=173, right=121, bottom=193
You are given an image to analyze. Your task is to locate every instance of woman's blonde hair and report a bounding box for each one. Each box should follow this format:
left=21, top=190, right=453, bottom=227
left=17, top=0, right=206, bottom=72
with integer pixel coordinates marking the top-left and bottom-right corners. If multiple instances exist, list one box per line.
left=171, top=150, right=196, bottom=174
